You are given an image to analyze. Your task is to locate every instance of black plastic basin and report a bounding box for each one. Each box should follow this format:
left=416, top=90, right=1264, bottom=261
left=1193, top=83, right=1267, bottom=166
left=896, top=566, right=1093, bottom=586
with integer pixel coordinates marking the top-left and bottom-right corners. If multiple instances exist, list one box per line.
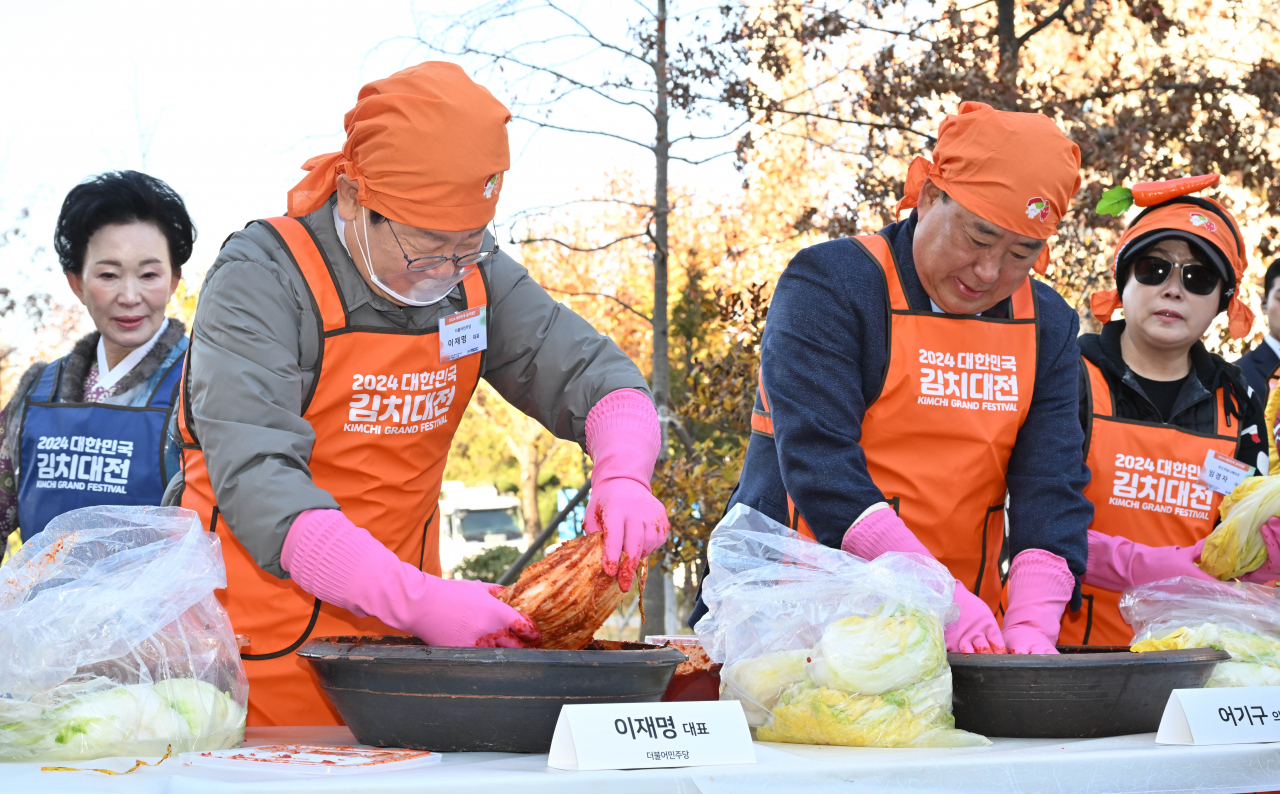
left=297, top=636, right=686, bottom=753
left=948, top=645, right=1230, bottom=738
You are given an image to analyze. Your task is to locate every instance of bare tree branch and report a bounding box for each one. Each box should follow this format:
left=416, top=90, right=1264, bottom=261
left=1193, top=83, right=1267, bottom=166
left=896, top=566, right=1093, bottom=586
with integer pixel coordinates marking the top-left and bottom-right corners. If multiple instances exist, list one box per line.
left=515, top=117, right=655, bottom=149
left=517, top=230, right=651, bottom=252
left=765, top=107, right=938, bottom=143
left=433, top=44, right=659, bottom=118
left=543, top=286, right=653, bottom=323
left=677, top=118, right=753, bottom=142
left=668, top=150, right=736, bottom=165
left=544, top=1, right=652, bottom=66
left=1017, top=0, right=1074, bottom=46
left=663, top=404, right=697, bottom=454
left=505, top=198, right=657, bottom=222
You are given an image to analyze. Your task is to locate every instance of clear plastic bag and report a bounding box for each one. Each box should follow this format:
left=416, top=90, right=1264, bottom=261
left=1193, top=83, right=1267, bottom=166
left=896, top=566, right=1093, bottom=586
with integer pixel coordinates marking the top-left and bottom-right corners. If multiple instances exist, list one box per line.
left=0, top=506, right=248, bottom=761
left=694, top=504, right=988, bottom=748
left=1120, top=576, right=1280, bottom=687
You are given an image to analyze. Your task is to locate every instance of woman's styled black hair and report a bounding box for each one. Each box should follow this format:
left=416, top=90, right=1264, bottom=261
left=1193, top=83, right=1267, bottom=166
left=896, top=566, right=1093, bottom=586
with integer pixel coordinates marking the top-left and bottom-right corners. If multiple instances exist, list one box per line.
left=53, top=170, right=196, bottom=275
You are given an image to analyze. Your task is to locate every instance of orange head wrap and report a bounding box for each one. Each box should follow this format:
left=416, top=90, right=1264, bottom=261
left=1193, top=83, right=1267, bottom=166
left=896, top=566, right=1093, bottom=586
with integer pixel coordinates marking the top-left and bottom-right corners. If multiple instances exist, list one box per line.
left=287, top=61, right=511, bottom=231
left=1089, top=178, right=1254, bottom=339
left=897, top=101, right=1082, bottom=276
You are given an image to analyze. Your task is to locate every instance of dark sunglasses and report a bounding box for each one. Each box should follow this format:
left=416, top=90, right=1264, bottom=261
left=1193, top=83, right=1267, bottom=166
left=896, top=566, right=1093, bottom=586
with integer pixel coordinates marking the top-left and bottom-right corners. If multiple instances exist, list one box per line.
left=1130, top=255, right=1222, bottom=296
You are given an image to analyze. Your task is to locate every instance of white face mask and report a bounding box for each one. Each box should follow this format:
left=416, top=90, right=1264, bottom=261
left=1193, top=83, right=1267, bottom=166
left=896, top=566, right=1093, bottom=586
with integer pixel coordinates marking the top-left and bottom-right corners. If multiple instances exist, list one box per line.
left=352, top=206, right=478, bottom=307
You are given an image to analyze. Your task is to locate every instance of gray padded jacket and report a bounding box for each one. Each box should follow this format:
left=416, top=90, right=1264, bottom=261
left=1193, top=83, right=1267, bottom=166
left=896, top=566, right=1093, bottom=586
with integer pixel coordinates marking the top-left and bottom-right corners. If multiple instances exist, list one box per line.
left=165, top=194, right=649, bottom=577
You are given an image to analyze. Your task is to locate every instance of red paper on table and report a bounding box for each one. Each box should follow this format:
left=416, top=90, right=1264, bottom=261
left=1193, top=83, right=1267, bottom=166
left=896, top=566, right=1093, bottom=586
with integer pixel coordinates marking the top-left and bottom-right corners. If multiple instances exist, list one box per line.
left=181, top=744, right=439, bottom=775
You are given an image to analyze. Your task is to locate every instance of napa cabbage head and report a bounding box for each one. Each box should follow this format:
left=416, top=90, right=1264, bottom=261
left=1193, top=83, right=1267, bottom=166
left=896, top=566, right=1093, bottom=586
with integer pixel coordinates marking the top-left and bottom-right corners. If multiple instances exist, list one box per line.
left=0, top=679, right=245, bottom=761
left=153, top=679, right=246, bottom=737
left=1132, top=624, right=1280, bottom=667
left=1208, top=661, right=1280, bottom=687
left=757, top=672, right=987, bottom=748
left=720, top=649, right=811, bottom=726
left=806, top=609, right=945, bottom=695
left=48, top=684, right=190, bottom=749
left=1201, top=477, right=1280, bottom=580
left=1132, top=623, right=1280, bottom=688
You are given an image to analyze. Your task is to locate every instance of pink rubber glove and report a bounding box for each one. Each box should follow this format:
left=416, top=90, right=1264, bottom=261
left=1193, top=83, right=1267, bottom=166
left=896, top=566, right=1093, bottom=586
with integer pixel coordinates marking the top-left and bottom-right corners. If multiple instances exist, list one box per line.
left=1240, top=517, right=1280, bottom=585
left=1002, top=549, right=1075, bottom=654
left=281, top=509, right=540, bottom=648
left=583, top=388, right=668, bottom=593
left=1083, top=529, right=1217, bottom=591
left=842, top=506, right=1006, bottom=653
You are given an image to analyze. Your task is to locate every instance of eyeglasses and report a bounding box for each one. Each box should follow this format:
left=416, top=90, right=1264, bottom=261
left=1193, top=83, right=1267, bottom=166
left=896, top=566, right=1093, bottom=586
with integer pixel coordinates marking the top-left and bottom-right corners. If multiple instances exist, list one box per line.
left=388, top=221, right=499, bottom=272
left=1131, top=255, right=1222, bottom=296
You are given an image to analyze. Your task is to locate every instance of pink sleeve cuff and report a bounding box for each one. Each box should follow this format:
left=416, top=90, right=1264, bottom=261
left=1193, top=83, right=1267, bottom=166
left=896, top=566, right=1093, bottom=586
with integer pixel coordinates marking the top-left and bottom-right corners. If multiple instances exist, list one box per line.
left=840, top=506, right=933, bottom=559
left=281, top=508, right=389, bottom=616
left=584, top=388, right=660, bottom=460
left=1006, top=549, right=1075, bottom=596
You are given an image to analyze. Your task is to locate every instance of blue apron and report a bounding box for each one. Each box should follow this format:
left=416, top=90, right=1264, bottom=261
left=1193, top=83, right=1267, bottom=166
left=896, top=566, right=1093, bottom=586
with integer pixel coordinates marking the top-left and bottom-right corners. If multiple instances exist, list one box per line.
left=17, top=355, right=184, bottom=541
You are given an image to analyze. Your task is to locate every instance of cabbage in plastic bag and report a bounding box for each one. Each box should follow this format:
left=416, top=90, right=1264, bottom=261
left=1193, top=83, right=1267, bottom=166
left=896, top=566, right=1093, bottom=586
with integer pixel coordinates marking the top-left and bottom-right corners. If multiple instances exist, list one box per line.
left=1130, top=623, right=1280, bottom=687
left=807, top=610, right=946, bottom=696
left=1199, top=476, right=1280, bottom=580
left=0, top=506, right=248, bottom=761
left=720, top=650, right=810, bottom=725
left=759, top=670, right=986, bottom=748
left=1121, top=576, right=1280, bottom=688
left=696, top=504, right=987, bottom=748
left=0, top=680, right=246, bottom=758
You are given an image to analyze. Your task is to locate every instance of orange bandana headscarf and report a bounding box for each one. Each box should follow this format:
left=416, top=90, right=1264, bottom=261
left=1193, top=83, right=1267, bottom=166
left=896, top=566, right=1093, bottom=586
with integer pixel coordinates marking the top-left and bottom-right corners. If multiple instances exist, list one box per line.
left=897, top=101, right=1082, bottom=275
left=1090, top=184, right=1254, bottom=339
left=287, top=61, right=512, bottom=231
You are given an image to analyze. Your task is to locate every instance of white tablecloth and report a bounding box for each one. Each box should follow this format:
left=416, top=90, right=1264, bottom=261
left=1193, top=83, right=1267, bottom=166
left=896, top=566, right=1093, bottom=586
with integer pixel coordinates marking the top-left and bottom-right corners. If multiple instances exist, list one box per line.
left=6, top=726, right=1280, bottom=794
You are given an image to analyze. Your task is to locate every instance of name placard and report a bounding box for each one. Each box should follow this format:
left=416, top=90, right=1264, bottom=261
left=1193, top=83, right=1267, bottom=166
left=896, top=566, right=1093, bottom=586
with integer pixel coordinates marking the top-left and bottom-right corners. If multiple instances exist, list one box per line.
left=1156, top=687, right=1280, bottom=745
left=547, top=700, right=755, bottom=771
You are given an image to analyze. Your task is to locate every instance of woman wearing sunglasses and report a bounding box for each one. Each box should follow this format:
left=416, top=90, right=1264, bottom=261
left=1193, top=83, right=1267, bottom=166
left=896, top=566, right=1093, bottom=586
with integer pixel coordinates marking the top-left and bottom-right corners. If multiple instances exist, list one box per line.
left=1062, top=175, right=1280, bottom=646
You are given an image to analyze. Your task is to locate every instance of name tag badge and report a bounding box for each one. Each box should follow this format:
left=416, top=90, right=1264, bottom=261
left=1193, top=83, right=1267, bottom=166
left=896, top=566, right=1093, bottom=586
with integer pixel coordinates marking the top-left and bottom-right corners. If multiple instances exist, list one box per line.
left=1156, top=687, right=1280, bottom=745
left=439, top=306, right=487, bottom=362
left=1198, top=449, right=1254, bottom=496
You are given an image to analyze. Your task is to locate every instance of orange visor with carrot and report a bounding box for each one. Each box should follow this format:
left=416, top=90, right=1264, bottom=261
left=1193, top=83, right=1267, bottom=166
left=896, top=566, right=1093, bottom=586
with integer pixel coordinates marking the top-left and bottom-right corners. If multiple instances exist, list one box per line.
left=897, top=101, right=1083, bottom=275
left=1090, top=174, right=1255, bottom=339
left=287, top=61, right=511, bottom=231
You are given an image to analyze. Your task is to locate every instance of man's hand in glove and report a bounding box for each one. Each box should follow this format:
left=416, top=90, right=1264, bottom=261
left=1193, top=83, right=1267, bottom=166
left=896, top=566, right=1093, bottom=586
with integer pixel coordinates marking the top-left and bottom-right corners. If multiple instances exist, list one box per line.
left=842, top=505, right=1006, bottom=653
left=583, top=389, right=668, bottom=592
left=282, top=509, right=540, bottom=648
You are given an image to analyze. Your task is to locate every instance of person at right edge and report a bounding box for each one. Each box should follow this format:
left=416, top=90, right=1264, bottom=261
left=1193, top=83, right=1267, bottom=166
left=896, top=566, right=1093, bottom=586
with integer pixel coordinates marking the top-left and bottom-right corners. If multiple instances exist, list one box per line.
left=692, top=102, right=1091, bottom=654
left=1069, top=175, right=1279, bottom=646
left=1235, top=256, right=1280, bottom=402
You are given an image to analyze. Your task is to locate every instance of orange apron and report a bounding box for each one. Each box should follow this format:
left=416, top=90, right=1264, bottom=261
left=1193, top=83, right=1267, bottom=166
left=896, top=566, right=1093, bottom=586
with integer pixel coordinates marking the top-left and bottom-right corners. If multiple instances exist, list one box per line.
left=1060, top=358, right=1236, bottom=646
left=752, top=232, right=1038, bottom=612
left=176, top=216, right=486, bottom=726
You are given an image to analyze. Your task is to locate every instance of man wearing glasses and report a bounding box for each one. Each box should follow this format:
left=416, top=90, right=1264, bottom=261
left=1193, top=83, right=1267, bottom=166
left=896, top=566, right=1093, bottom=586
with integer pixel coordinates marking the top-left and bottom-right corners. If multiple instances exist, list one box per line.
left=170, top=62, right=667, bottom=726
left=701, top=103, right=1092, bottom=656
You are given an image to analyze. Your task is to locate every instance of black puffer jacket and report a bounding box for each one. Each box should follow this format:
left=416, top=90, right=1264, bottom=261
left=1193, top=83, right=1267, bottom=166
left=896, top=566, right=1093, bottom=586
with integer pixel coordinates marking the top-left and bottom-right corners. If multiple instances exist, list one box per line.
left=1078, top=321, right=1268, bottom=473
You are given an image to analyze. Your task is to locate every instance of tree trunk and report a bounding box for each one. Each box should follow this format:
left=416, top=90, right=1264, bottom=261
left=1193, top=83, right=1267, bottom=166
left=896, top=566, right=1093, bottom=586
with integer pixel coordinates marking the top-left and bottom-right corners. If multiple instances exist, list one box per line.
left=651, top=0, right=671, bottom=455
left=639, top=0, right=671, bottom=643
left=640, top=558, right=665, bottom=640
left=995, top=0, right=1019, bottom=94
left=519, top=444, right=541, bottom=542
left=507, top=433, right=544, bottom=543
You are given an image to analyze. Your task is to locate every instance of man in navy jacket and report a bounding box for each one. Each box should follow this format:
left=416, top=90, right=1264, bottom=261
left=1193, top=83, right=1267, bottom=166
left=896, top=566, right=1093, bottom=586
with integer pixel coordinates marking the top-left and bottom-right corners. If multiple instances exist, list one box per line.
left=1236, top=259, right=1280, bottom=404
left=695, top=103, right=1092, bottom=656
